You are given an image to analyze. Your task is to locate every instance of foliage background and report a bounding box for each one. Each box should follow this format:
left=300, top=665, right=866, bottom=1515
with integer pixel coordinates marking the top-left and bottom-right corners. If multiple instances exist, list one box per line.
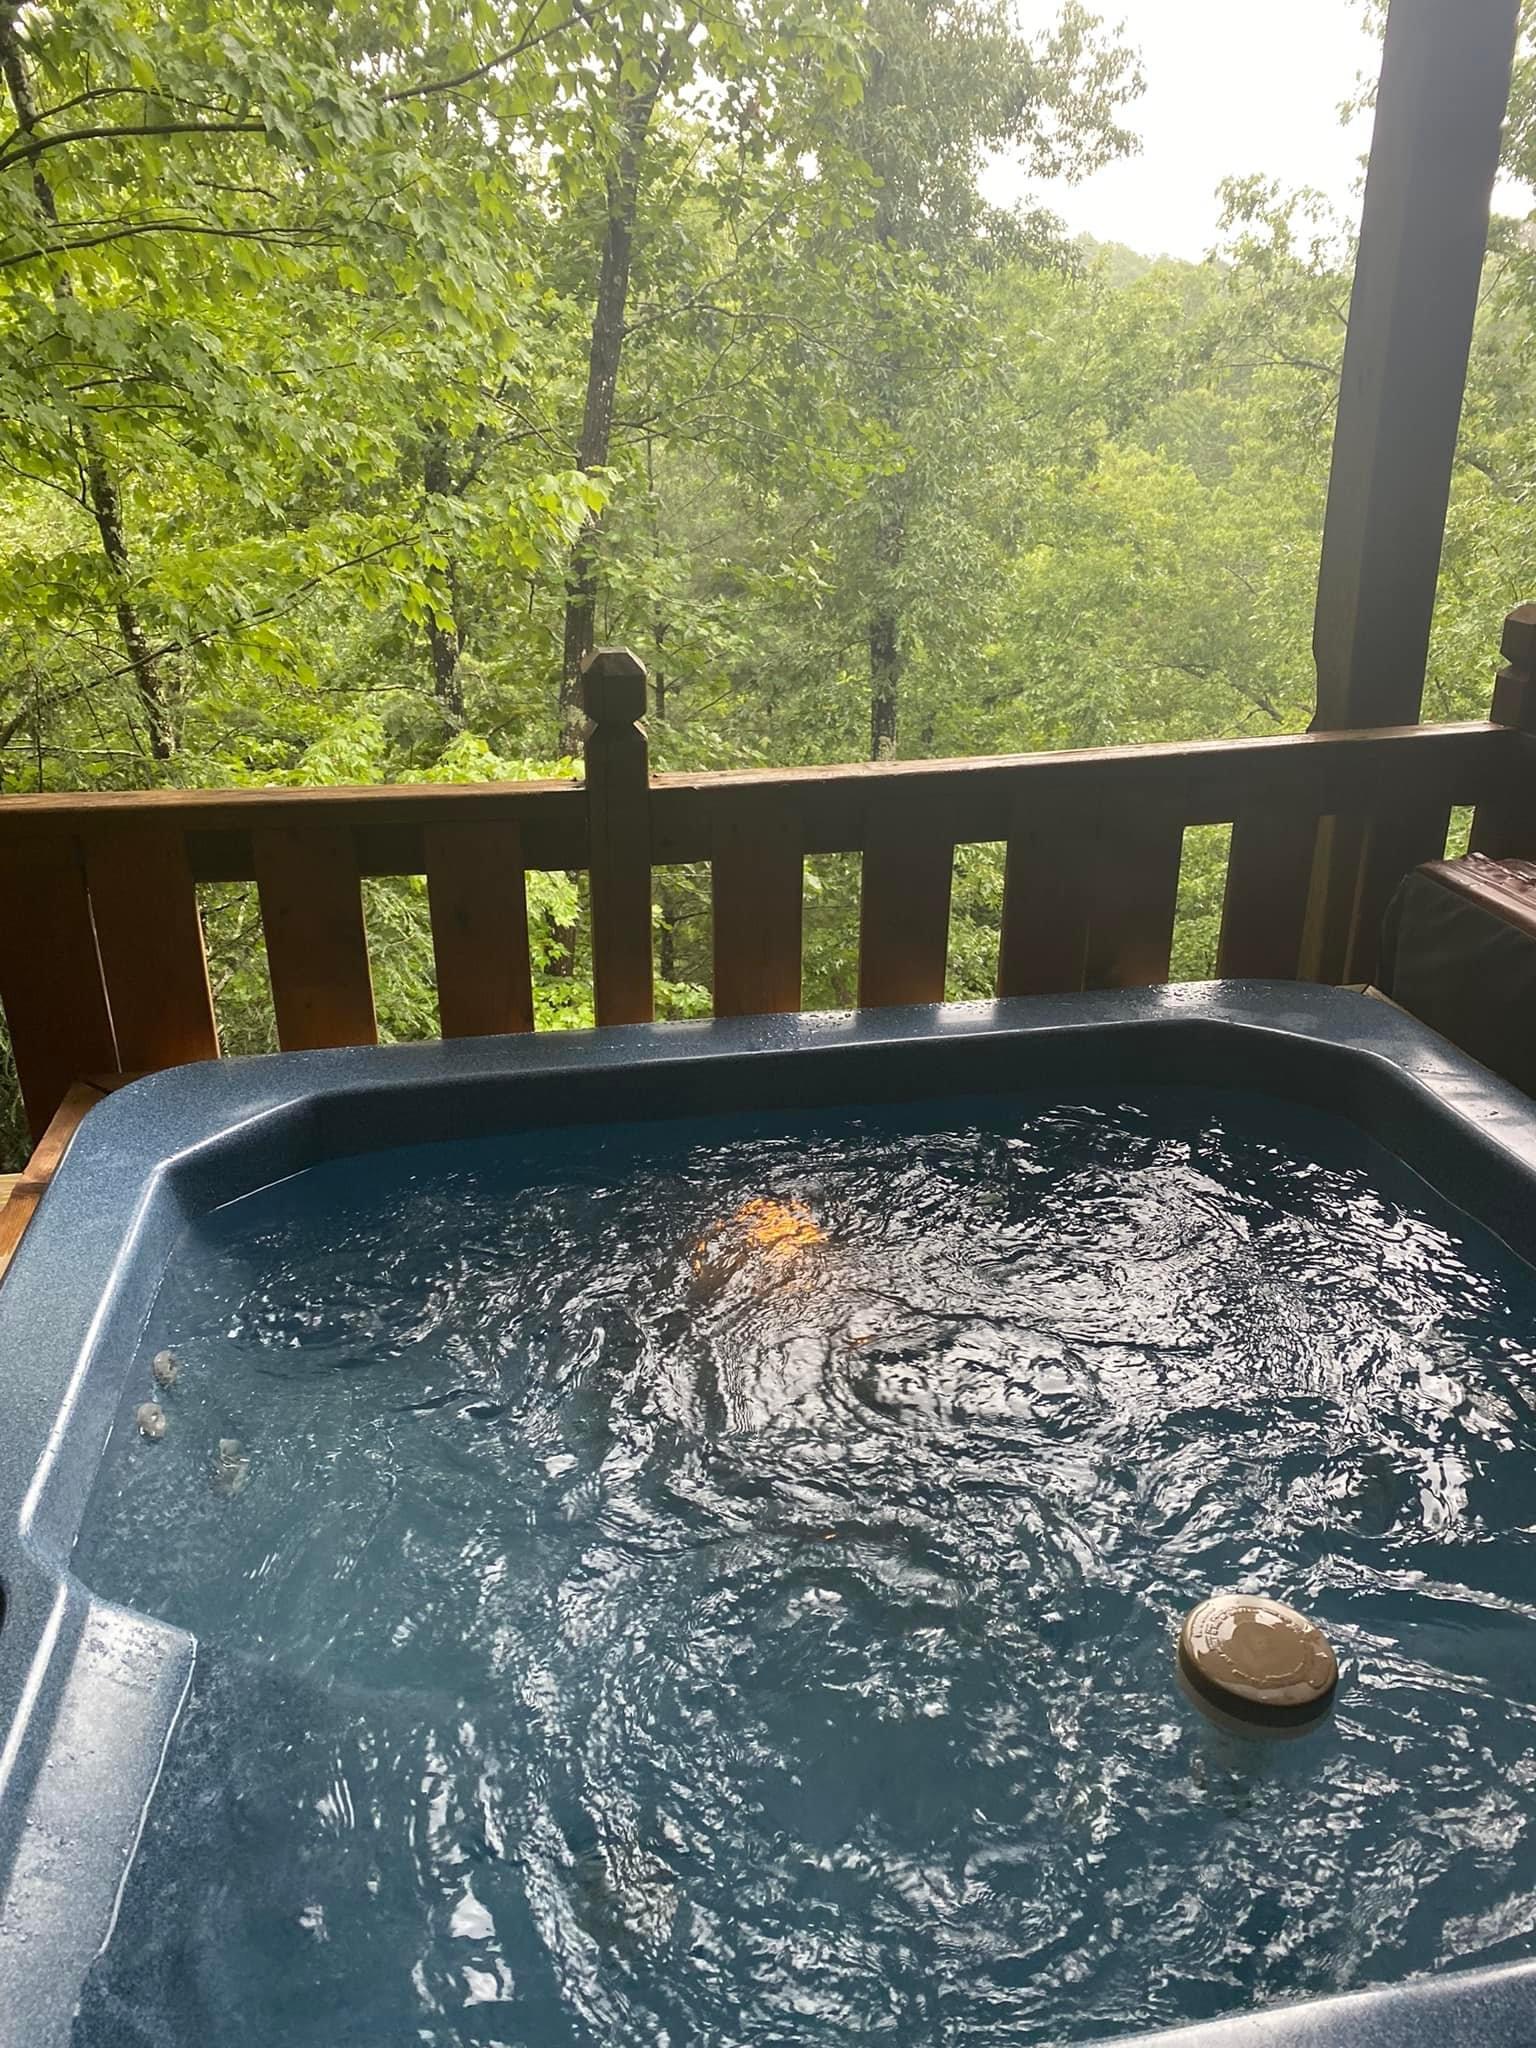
left=1, top=0, right=1532, bottom=1167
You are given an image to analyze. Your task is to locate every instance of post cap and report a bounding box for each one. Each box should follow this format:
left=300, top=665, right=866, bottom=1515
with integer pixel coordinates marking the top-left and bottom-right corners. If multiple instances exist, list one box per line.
left=1501, top=603, right=1536, bottom=671
left=581, top=646, right=648, bottom=723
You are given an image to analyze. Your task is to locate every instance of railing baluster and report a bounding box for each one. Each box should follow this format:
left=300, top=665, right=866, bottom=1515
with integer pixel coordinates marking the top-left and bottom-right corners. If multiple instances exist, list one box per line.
left=1291, top=798, right=1455, bottom=986
left=85, top=821, right=219, bottom=1071
left=1301, top=814, right=1370, bottom=984
left=858, top=810, right=953, bottom=1007
left=712, top=792, right=803, bottom=1016
left=1343, top=797, right=1454, bottom=984
left=1084, top=812, right=1185, bottom=990
left=425, top=822, right=534, bottom=1037
left=0, top=831, right=117, bottom=1139
left=998, top=794, right=1091, bottom=996
left=1218, top=806, right=1319, bottom=979
left=0, top=710, right=1519, bottom=1141
left=253, top=825, right=377, bottom=1049
left=582, top=647, right=654, bottom=1027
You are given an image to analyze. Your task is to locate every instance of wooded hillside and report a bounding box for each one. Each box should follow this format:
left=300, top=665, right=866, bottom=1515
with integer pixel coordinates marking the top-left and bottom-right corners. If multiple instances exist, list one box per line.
left=2, top=0, right=1533, bottom=1165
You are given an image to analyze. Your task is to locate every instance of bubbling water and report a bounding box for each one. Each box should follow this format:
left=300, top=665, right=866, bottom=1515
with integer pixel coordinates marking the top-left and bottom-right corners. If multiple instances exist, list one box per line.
left=72, top=1088, right=1536, bottom=2047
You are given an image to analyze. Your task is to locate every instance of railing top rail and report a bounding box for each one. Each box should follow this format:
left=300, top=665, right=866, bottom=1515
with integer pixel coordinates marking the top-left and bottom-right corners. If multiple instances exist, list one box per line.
left=652, top=721, right=1510, bottom=860
left=0, top=643, right=1530, bottom=1153
left=0, top=775, right=583, bottom=825
left=0, top=777, right=593, bottom=876
left=648, top=720, right=1502, bottom=797
left=0, top=718, right=1504, bottom=827
left=0, top=721, right=1508, bottom=880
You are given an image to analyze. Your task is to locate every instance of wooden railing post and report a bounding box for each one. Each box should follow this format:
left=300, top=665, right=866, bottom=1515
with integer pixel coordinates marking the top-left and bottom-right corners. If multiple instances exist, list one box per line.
left=86, top=821, right=220, bottom=1071
left=858, top=809, right=954, bottom=1007
left=1471, top=603, right=1536, bottom=857
left=0, top=831, right=117, bottom=1141
left=254, top=825, right=377, bottom=1050
left=581, top=646, right=654, bottom=1026
left=1488, top=604, right=1536, bottom=729
left=712, top=788, right=803, bottom=1017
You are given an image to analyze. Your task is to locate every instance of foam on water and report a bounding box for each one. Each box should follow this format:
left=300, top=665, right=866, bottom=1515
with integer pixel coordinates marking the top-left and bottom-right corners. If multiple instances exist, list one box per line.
left=70, top=1087, right=1536, bottom=2045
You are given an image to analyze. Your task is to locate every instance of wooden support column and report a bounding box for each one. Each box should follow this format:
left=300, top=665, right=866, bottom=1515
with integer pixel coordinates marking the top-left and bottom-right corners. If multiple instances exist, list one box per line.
left=582, top=646, right=654, bottom=1026
left=1226, top=0, right=1519, bottom=983
left=1315, top=0, right=1518, bottom=731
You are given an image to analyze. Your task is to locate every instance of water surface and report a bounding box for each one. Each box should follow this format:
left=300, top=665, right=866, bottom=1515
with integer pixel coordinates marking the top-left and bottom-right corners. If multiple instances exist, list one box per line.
left=73, top=1088, right=1536, bottom=2046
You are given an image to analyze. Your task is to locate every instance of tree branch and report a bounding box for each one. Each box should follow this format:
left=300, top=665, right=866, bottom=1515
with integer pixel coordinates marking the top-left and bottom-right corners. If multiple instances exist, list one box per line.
left=0, top=215, right=341, bottom=269
left=0, top=3, right=591, bottom=173
left=83, top=532, right=429, bottom=688
left=384, top=0, right=591, bottom=102
left=0, top=116, right=264, bottom=174
left=0, top=676, right=97, bottom=749
left=0, top=81, right=139, bottom=154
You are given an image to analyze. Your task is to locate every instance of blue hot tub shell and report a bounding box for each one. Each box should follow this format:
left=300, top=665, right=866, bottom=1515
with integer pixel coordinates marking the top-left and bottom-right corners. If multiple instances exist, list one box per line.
left=5, top=982, right=1536, bottom=2048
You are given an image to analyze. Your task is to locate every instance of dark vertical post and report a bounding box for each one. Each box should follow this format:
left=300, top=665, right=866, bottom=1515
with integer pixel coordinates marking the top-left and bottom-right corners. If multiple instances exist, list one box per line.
left=1230, top=0, right=1520, bottom=982
left=582, top=646, right=654, bottom=1026
left=1314, top=0, right=1518, bottom=729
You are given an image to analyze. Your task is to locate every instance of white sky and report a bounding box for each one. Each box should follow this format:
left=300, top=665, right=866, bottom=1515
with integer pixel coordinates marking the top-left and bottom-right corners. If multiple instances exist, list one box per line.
left=985, top=0, right=1385, bottom=261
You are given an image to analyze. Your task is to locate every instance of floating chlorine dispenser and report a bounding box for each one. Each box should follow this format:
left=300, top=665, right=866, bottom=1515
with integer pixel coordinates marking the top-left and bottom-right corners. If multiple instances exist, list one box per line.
left=1178, top=1594, right=1338, bottom=1735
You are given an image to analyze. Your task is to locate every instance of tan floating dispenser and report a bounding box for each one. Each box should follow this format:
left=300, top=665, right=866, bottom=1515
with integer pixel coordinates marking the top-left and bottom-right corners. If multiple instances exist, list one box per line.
left=1177, top=1594, right=1338, bottom=1735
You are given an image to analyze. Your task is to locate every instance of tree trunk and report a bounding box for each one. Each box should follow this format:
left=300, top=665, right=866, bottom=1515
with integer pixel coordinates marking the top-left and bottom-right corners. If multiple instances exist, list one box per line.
left=83, top=445, right=175, bottom=760
left=652, top=616, right=668, bottom=722
left=857, top=43, right=931, bottom=772
left=1, top=5, right=175, bottom=763
left=868, top=499, right=906, bottom=761
left=657, top=885, right=679, bottom=982
left=422, top=433, right=466, bottom=730
left=652, top=618, right=677, bottom=983
left=559, top=70, right=660, bottom=755
left=425, top=601, right=465, bottom=729
left=869, top=610, right=901, bottom=760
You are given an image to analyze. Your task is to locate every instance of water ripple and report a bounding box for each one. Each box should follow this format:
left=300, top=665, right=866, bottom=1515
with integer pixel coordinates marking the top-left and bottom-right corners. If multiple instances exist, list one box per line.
left=71, top=1086, right=1536, bottom=2046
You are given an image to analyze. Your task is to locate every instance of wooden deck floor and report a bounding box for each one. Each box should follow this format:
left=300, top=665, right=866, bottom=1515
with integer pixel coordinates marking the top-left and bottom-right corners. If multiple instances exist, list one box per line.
left=0, top=1078, right=124, bottom=1284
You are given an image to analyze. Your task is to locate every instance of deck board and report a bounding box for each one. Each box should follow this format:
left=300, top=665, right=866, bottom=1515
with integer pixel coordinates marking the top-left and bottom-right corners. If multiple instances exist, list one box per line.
left=0, top=1080, right=108, bottom=1285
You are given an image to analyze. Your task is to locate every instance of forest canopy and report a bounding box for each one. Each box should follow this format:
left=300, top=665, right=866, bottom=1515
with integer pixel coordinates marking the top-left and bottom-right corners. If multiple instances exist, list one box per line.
left=2, top=0, right=1534, bottom=1165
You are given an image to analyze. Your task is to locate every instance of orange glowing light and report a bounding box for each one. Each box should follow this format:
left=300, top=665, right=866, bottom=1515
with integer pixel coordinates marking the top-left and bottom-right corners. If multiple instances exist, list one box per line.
left=692, top=1197, right=825, bottom=1274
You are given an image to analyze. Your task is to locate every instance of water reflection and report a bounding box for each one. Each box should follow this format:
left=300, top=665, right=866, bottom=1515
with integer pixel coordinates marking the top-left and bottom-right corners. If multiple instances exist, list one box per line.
left=72, top=1086, right=1536, bottom=2047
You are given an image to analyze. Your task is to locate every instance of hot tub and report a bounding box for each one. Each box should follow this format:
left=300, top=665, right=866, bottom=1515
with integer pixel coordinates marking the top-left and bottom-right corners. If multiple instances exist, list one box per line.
left=5, top=984, right=1536, bottom=2048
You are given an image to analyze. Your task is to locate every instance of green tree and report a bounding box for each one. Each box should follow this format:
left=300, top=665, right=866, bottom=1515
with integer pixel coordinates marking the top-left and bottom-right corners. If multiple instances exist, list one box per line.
left=0, top=0, right=602, bottom=780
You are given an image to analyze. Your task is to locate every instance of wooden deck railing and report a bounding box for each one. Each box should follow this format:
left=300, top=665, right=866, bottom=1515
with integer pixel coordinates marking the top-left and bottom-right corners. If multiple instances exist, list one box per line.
left=4, top=630, right=1536, bottom=1147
